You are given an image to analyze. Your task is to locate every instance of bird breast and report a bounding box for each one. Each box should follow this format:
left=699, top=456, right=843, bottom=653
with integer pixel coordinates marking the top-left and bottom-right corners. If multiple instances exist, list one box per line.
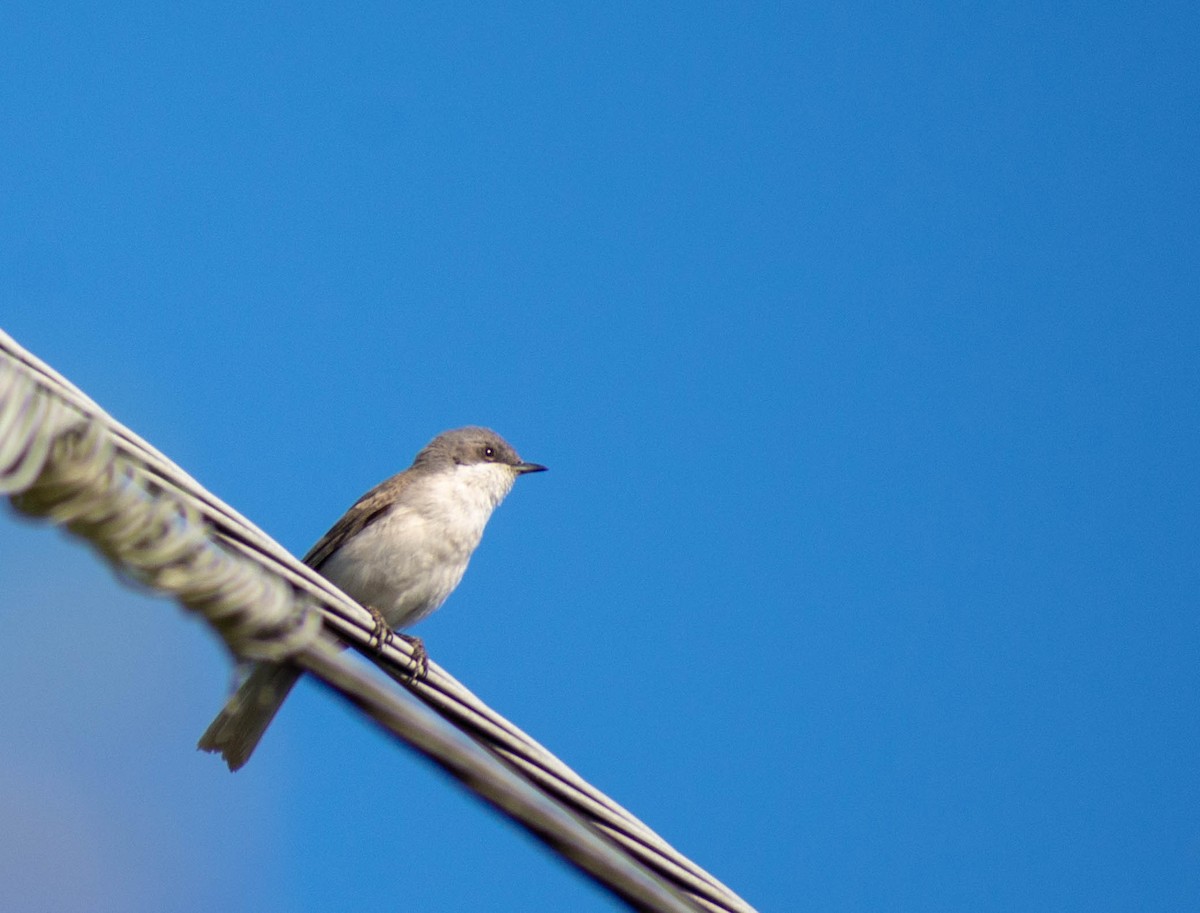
left=318, top=462, right=517, bottom=628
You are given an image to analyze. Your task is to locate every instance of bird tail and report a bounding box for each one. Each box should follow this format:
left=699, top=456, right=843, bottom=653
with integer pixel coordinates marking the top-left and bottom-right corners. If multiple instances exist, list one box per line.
left=197, top=662, right=303, bottom=771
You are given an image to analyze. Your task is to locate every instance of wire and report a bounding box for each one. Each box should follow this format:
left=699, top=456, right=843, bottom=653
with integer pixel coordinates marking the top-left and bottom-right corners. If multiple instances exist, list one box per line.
left=0, top=327, right=756, bottom=913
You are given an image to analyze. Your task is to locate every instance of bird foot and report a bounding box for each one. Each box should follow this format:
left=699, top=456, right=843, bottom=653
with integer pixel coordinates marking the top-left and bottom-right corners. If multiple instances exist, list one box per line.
left=397, top=633, right=429, bottom=681
left=364, top=607, right=427, bottom=681
left=366, top=605, right=394, bottom=651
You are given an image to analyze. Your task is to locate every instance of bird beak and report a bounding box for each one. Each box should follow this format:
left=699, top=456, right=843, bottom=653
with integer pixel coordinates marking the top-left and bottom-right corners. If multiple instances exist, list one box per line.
left=514, top=462, right=548, bottom=474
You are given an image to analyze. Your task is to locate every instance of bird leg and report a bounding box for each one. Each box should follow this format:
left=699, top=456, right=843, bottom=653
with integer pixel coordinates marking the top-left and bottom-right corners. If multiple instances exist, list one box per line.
left=364, top=606, right=427, bottom=680
left=366, top=604, right=393, bottom=651
left=397, top=633, right=429, bottom=681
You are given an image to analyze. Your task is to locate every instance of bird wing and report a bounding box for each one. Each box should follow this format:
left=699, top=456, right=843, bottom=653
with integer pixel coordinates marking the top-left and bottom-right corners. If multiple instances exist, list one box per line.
left=301, top=473, right=407, bottom=571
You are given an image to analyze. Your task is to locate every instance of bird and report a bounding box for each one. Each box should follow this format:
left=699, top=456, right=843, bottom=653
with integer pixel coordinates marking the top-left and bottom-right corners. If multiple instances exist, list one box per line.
left=197, top=426, right=546, bottom=771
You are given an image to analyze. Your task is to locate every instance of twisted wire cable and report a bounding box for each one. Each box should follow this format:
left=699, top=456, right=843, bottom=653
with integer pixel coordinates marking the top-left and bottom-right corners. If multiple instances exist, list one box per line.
left=0, top=327, right=756, bottom=913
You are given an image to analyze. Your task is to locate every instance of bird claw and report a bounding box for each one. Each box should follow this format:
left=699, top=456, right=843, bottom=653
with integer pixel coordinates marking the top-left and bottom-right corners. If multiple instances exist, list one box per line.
left=364, top=606, right=427, bottom=681
left=397, top=633, right=429, bottom=681
left=366, top=605, right=394, bottom=651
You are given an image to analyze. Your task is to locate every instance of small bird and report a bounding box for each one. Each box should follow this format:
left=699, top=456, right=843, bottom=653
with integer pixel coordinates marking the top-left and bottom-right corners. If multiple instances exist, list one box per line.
left=197, top=426, right=546, bottom=771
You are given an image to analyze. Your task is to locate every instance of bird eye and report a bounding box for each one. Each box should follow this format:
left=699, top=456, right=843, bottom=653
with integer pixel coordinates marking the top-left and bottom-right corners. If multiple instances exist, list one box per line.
left=483, top=446, right=496, bottom=460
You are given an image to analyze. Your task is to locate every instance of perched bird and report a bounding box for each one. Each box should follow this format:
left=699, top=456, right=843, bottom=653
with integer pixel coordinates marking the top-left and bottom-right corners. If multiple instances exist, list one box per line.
left=198, top=426, right=546, bottom=770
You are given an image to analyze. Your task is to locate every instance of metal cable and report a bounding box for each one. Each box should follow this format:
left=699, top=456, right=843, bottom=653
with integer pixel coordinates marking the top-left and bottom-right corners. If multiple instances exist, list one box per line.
left=0, top=327, right=756, bottom=913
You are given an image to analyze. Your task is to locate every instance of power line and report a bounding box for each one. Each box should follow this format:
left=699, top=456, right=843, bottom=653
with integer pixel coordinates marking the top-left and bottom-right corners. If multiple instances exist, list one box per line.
left=0, top=327, right=755, bottom=913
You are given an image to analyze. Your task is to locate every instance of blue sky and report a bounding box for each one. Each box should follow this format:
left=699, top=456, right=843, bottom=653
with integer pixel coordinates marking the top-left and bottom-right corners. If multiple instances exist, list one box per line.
left=2, top=3, right=1198, bottom=911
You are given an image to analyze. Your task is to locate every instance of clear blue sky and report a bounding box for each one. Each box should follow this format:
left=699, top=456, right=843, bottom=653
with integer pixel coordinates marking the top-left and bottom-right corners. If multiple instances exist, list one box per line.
left=2, top=4, right=1197, bottom=912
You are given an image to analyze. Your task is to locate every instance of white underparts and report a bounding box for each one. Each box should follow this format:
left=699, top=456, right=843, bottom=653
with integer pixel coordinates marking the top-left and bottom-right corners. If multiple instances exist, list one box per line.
left=318, top=462, right=518, bottom=629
